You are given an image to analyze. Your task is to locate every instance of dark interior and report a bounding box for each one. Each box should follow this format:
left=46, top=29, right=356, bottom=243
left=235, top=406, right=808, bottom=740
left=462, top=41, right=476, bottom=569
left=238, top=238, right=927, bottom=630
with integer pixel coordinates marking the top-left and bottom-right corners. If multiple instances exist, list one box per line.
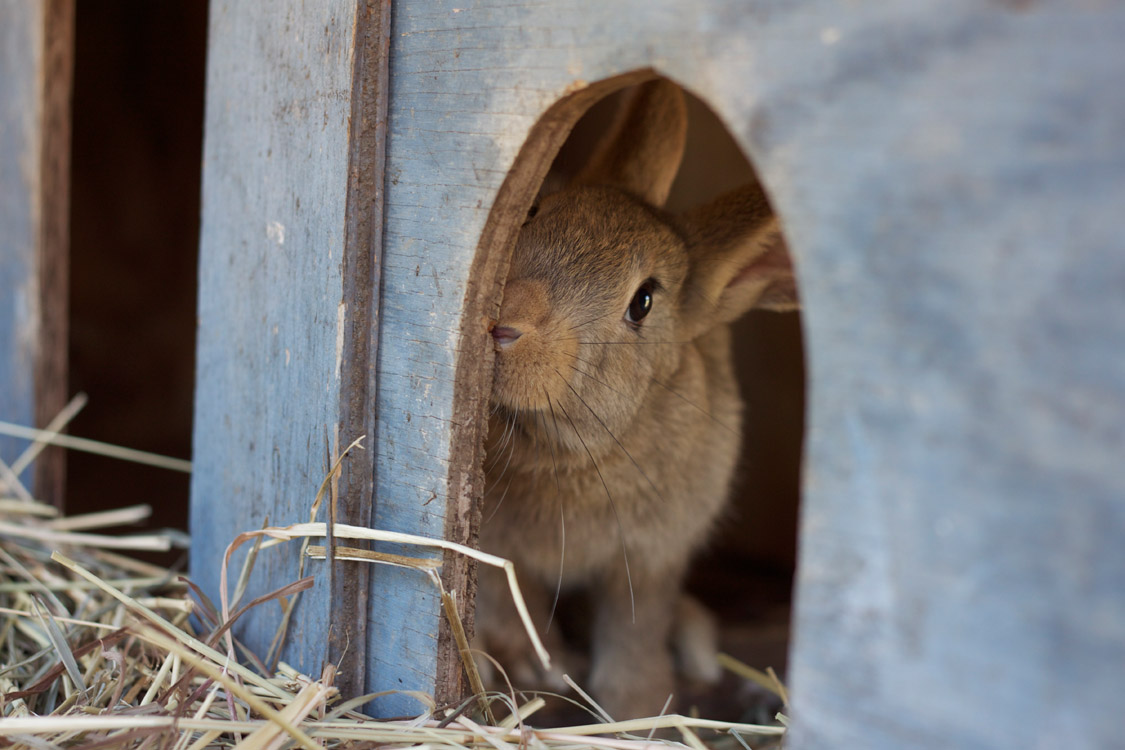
left=520, top=84, right=805, bottom=722
left=67, top=1, right=207, bottom=564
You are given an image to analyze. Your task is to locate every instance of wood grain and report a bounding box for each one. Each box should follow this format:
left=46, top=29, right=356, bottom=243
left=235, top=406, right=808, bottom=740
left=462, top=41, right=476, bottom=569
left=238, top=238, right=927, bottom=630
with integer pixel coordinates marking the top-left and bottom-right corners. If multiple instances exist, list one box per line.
left=330, top=0, right=392, bottom=702
left=437, top=70, right=654, bottom=705
left=0, top=0, right=73, bottom=508
left=34, top=0, right=73, bottom=510
left=191, top=0, right=376, bottom=684
left=376, top=0, right=1125, bottom=741
left=191, top=0, right=1125, bottom=742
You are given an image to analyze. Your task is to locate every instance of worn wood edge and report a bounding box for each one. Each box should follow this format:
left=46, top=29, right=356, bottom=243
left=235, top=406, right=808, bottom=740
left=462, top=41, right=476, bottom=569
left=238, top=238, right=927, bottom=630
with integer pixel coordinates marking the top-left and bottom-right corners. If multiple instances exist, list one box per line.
left=34, top=0, right=74, bottom=510
left=331, top=0, right=391, bottom=699
left=436, top=69, right=659, bottom=706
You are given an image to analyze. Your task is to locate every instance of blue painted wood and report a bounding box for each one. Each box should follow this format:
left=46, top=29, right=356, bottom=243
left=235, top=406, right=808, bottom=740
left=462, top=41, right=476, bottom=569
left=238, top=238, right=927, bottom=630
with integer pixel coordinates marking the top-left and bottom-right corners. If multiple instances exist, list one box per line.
left=0, top=0, right=71, bottom=505
left=375, top=0, right=1125, bottom=740
left=192, top=0, right=1125, bottom=738
left=766, top=7, right=1125, bottom=749
left=190, top=0, right=380, bottom=695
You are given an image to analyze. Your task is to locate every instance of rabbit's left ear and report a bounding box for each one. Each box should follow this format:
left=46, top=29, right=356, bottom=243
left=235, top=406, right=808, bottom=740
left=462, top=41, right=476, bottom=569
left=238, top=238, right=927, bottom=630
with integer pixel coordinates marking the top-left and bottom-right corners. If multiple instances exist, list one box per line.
left=575, top=79, right=688, bottom=207
left=679, top=184, right=799, bottom=340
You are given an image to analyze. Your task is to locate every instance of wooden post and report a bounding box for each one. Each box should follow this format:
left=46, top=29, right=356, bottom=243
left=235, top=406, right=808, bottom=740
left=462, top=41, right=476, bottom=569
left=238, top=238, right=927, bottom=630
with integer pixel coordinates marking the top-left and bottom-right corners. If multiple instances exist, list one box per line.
left=190, top=0, right=390, bottom=702
left=0, top=0, right=73, bottom=507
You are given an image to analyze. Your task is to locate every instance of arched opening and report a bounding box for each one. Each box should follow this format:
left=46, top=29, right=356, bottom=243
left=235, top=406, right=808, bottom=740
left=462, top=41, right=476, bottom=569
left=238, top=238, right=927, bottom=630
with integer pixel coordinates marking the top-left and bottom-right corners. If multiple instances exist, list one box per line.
left=462, top=73, right=804, bottom=725
left=672, top=92, right=803, bottom=724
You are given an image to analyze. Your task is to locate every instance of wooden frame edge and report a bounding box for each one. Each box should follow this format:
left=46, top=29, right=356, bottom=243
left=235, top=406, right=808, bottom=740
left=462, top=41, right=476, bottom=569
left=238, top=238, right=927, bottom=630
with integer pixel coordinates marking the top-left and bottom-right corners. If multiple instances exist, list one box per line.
left=436, top=68, right=659, bottom=705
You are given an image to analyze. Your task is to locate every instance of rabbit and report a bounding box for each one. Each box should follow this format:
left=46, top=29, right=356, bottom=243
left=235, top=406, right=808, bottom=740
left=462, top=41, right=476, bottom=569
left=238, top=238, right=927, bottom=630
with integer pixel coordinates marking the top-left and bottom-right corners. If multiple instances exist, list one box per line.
left=476, top=79, right=797, bottom=721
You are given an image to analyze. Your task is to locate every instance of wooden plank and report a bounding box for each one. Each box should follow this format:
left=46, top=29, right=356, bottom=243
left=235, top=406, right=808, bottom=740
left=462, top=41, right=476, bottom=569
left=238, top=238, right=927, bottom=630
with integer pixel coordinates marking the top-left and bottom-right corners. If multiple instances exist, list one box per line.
left=373, top=0, right=1125, bottom=741
left=0, top=0, right=73, bottom=507
left=330, top=0, right=391, bottom=698
left=190, top=0, right=388, bottom=700
left=767, top=7, right=1125, bottom=749
left=191, top=0, right=1125, bottom=737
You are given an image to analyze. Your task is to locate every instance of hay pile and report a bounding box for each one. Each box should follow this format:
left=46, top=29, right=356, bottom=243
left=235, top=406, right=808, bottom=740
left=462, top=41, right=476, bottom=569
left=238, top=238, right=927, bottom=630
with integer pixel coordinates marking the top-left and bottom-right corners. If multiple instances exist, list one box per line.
left=0, top=408, right=786, bottom=749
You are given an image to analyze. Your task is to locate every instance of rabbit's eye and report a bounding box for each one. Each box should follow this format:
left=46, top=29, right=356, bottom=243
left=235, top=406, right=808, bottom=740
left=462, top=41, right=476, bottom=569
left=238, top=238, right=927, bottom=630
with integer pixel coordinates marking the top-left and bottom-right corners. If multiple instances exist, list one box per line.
left=626, top=279, right=656, bottom=324
left=520, top=202, right=540, bottom=228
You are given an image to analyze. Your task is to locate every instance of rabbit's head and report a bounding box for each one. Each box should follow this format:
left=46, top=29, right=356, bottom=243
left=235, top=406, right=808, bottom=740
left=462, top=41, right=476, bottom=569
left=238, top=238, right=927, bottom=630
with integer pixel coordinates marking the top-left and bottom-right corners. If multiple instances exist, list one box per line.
left=490, top=79, right=796, bottom=455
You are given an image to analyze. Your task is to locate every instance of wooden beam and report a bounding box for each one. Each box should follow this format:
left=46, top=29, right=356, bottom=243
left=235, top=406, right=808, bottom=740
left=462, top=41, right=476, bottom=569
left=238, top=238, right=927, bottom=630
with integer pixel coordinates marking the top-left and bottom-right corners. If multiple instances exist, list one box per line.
left=440, top=70, right=656, bottom=706
left=0, top=0, right=73, bottom=507
left=331, top=0, right=392, bottom=699
left=190, top=0, right=389, bottom=700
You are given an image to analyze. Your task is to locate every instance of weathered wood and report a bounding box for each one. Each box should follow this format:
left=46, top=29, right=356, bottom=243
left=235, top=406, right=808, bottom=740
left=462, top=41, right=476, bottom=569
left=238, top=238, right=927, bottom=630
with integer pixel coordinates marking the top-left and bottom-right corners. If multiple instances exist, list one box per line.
left=330, top=0, right=391, bottom=701
left=375, top=0, right=1125, bottom=741
left=190, top=0, right=389, bottom=699
left=436, top=71, right=652, bottom=707
left=0, top=0, right=73, bottom=507
left=192, top=0, right=1125, bottom=739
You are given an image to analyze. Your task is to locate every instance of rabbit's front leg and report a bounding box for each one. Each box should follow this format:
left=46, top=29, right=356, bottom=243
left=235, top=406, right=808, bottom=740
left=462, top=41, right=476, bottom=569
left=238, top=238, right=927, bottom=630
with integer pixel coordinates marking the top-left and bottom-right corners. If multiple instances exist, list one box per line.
left=474, top=564, right=581, bottom=693
left=588, top=563, right=681, bottom=720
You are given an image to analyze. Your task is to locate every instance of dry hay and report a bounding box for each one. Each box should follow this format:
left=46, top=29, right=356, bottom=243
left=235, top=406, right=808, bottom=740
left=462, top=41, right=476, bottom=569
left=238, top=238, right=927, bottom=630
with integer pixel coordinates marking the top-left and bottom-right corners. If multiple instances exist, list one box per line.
left=0, top=399, right=787, bottom=748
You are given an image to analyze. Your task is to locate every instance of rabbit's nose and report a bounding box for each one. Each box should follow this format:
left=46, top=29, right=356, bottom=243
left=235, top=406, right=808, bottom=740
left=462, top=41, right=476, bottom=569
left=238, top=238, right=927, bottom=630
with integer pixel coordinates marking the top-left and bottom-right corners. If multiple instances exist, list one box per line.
left=495, top=279, right=548, bottom=345
left=491, top=325, right=523, bottom=347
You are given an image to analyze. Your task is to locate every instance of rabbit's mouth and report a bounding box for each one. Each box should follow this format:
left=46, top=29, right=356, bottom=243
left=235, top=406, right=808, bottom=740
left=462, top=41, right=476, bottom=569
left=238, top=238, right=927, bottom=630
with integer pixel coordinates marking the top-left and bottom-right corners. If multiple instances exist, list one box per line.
left=490, top=327, right=579, bottom=415
left=489, top=280, right=582, bottom=415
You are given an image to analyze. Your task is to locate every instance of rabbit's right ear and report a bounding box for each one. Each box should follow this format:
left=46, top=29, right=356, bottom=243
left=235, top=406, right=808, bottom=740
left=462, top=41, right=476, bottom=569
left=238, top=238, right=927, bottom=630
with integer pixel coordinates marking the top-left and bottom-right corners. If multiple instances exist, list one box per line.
left=679, top=184, right=799, bottom=340
left=575, top=80, right=688, bottom=207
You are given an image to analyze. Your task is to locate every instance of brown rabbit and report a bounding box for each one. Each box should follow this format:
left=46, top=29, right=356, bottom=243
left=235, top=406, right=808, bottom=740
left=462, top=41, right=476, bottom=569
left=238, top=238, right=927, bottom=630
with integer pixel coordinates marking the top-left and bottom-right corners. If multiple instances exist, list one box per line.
left=477, top=79, right=797, bottom=720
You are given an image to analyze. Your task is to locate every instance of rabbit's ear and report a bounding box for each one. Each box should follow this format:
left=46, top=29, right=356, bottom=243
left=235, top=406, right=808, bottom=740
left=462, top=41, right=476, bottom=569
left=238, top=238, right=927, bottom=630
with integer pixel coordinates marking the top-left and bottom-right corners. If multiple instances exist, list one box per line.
left=680, top=184, right=799, bottom=339
left=575, top=80, right=688, bottom=207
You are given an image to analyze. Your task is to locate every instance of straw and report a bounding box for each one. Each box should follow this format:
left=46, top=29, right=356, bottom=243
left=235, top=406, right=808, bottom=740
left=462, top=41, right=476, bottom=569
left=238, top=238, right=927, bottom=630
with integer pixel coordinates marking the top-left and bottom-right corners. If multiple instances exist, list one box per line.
left=0, top=405, right=787, bottom=749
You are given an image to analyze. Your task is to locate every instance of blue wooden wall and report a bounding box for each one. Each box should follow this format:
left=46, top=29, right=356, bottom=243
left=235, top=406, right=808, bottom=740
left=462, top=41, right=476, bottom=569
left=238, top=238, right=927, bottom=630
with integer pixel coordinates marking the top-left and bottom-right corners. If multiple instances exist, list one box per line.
left=190, top=0, right=379, bottom=699
left=191, top=0, right=1125, bottom=743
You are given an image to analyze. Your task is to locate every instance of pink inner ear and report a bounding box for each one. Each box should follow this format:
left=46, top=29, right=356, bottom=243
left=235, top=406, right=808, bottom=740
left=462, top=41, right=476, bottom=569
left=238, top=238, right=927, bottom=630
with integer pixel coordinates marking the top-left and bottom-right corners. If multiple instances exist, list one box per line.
left=728, top=241, right=799, bottom=310
left=730, top=243, right=793, bottom=288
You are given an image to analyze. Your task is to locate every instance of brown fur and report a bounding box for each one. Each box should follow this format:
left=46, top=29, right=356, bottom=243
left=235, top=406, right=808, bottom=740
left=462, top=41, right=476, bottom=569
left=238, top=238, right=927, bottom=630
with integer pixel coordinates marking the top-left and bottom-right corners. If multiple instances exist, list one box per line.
left=478, top=80, right=797, bottom=719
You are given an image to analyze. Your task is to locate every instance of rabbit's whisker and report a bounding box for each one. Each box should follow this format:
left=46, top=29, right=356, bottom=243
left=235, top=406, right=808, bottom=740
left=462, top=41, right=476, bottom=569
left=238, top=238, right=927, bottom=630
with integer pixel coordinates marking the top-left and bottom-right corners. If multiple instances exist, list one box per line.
left=504, top=404, right=521, bottom=451
left=566, top=357, right=737, bottom=439
left=484, top=465, right=517, bottom=521
left=497, top=408, right=514, bottom=454
left=484, top=405, right=523, bottom=521
left=496, top=400, right=523, bottom=470
left=566, top=362, right=621, bottom=398
left=485, top=409, right=517, bottom=472
left=537, top=400, right=567, bottom=634
left=570, top=351, right=613, bottom=378
left=567, top=310, right=619, bottom=333
left=556, top=369, right=665, bottom=506
left=583, top=340, right=690, bottom=346
left=553, top=390, right=636, bottom=623
left=649, top=378, right=740, bottom=437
